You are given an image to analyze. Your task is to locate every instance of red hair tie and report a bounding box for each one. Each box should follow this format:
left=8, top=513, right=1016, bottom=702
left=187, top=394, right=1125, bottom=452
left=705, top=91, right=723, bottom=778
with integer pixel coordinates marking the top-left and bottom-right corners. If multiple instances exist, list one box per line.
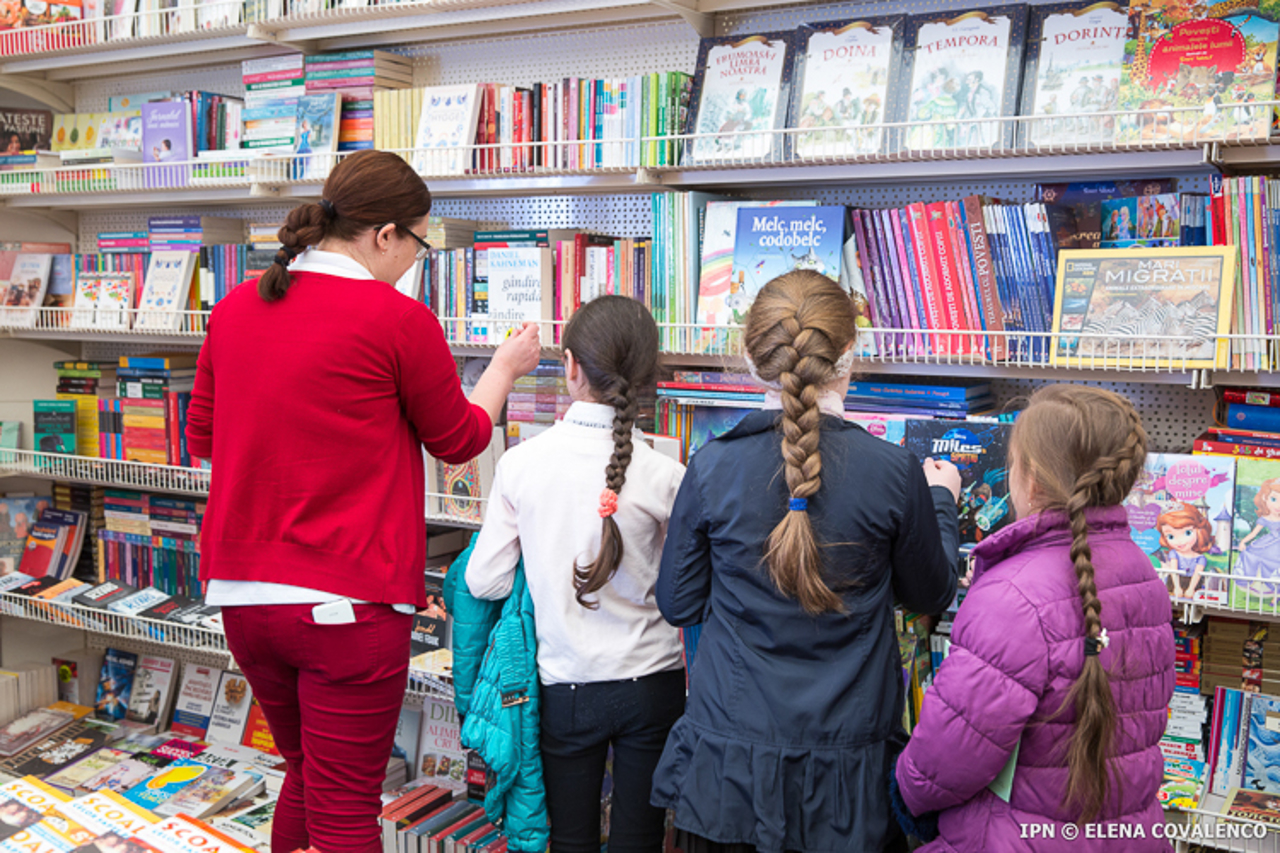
left=598, top=489, right=619, bottom=518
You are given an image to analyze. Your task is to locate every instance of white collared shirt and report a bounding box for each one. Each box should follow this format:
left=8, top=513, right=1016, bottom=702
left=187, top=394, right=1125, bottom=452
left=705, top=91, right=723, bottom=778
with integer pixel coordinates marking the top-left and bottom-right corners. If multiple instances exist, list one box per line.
left=466, top=401, right=687, bottom=685
left=204, top=248, right=415, bottom=614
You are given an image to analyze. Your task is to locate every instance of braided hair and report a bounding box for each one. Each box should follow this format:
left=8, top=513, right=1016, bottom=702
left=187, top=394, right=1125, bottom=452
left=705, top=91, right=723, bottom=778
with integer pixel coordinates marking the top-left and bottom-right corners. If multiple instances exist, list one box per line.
left=257, top=150, right=431, bottom=302
left=743, top=270, right=859, bottom=615
left=1009, top=384, right=1148, bottom=822
left=561, top=295, right=659, bottom=609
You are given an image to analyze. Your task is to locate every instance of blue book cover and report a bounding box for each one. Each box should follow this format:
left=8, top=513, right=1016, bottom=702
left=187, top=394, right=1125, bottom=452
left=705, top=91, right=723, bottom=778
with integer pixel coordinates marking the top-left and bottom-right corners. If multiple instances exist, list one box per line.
left=846, top=381, right=990, bottom=402
left=294, top=92, right=340, bottom=180
left=1245, top=694, right=1280, bottom=795
left=94, top=647, right=138, bottom=722
left=1228, top=404, right=1280, bottom=433
left=730, top=206, right=845, bottom=309
left=905, top=420, right=1013, bottom=544
left=121, top=757, right=211, bottom=808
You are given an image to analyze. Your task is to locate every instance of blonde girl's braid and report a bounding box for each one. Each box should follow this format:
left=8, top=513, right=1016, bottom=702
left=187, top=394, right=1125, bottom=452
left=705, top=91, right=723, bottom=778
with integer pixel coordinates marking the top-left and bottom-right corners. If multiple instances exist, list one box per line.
left=744, top=270, right=859, bottom=616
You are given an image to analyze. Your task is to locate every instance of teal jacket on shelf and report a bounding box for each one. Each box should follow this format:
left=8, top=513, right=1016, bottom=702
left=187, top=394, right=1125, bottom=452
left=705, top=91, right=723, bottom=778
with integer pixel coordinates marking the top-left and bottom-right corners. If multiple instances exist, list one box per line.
left=443, top=538, right=549, bottom=853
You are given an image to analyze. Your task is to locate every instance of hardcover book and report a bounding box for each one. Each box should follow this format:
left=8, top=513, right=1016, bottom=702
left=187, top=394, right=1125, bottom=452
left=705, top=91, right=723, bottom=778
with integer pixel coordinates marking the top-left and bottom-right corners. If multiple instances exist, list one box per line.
left=1117, top=0, right=1279, bottom=144
left=1223, top=786, right=1280, bottom=825
left=1099, top=193, right=1181, bottom=248
left=92, top=274, right=135, bottom=332
left=685, top=32, right=798, bottom=164
left=904, top=420, right=1013, bottom=543
left=728, top=206, right=845, bottom=311
left=903, top=5, right=1028, bottom=152
left=1123, top=453, right=1235, bottom=604
left=413, top=84, right=482, bottom=176
left=1021, top=2, right=1127, bottom=148
left=790, top=17, right=905, bottom=159
left=1230, top=458, right=1280, bottom=614
left=1051, top=247, right=1235, bottom=368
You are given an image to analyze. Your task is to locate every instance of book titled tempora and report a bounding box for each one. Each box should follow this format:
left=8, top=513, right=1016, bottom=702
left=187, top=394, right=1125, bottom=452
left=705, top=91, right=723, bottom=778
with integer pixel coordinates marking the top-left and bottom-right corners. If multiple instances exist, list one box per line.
left=903, top=5, right=1028, bottom=152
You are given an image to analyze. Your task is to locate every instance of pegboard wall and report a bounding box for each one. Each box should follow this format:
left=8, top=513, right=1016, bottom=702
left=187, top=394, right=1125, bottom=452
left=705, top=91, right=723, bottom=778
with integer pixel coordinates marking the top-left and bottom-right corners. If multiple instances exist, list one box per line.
left=988, top=378, right=1215, bottom=454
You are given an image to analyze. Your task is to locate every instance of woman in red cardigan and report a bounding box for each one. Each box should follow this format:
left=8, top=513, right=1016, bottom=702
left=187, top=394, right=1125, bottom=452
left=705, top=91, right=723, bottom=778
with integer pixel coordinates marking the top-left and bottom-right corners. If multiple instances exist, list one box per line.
left=186, top=150, right=541, bottom=853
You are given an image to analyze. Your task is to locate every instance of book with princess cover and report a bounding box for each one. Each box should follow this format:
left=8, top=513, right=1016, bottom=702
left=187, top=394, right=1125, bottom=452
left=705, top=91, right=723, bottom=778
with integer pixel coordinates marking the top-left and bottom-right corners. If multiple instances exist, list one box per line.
left=902, top=5, right=1028, bottom=153
left=1123, top=453, right=1235, bottom=605
left=1037, top=178, right=1177, bottom=249
left=1020, top=1, right=1127, bottom=149
left=1230, top=458, right=1280, bottom=615
left=729, top=206, right=846, bottom=314
left=1050, top=247, right=1235, bottom=369
left=789, top=16, right=906, bottom=159
left=1117, top=0, right=1279, bottom=145
left=684, top=31, right=800, bottom=165
left=904, top=420, right=1013, bottom=544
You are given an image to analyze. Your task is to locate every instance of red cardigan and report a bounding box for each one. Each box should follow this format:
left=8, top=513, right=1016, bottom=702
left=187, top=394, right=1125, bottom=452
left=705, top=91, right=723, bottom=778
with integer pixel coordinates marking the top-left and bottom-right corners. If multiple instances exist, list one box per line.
left=186, top=270, right=492, bottom=607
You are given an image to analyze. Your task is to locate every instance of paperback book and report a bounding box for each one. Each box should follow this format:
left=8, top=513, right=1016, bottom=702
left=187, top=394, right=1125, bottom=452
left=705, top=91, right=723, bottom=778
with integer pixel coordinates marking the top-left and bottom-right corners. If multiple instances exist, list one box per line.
left=904, top=420, right=1013, bottom=543
left=413, top=84, right=482, bottom=176
left=1231, top=458, right=1280, bottom=614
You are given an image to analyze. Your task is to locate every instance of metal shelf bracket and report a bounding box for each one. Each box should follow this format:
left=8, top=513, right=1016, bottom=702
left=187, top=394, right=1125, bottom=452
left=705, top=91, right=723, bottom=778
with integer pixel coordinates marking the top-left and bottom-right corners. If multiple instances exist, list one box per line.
left=650, top=0, right=713, bottom=37
left=0, top=73, right=74, bottom=112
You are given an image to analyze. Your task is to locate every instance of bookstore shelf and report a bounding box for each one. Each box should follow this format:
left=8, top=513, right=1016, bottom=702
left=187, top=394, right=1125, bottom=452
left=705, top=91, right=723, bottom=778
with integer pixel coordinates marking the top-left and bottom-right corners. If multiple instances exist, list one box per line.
left=0, top=449, right=211, bottom=496
left=1172, top=796, right=1280, bottom=853
left=0, top=590, right=231, bottom=655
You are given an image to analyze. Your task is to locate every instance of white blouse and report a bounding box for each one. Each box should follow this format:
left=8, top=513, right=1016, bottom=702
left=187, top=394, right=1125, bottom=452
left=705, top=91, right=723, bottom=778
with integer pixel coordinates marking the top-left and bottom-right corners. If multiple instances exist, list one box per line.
left=466, top=401, right=686, bottom=685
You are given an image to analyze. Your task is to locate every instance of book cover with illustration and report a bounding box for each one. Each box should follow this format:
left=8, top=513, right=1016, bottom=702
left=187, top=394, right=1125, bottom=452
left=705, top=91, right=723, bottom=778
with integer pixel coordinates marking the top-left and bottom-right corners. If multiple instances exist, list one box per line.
left=1, top=252, right=52, bottom=328
left=728, top=206, right=845, bottom=311
left=94, top=648, right=138, bottom=722
left=904, top=420, right=1013, bottom=543
left=1231, top=458, right=1280, bottom=614
left=1021, top=1, right=1128, bottom=148
left=415, top=697, right=466, bottom=794
left=413, top=84, right=482, bottom=176
left=121, top=758, right=210, bottom=809
left=93, top=273, right=135, bottom=332
left=0, top=108, right=52, bottom=151
left=169, top=665, right=220, bottom=739
left=293, top=93, right=340, bottom=181
left=1123, top=453, right=1235, bottom=603
left=0, top=498, right=46, bottom=574
left=126, top=656, right=176, bottom=728
left=903, top=6, right=1028, bottom=152
left=1100, top=193, right=1181, bottom=247
left=1117, top=0, right=1280, bottom=144
left=33, top=400, right=76, bottom=455
left=1051, top=247, right=1235, bottom=368
left=141, top=102, right=191, bottom=189
left=1244, top=693, right=1280, bottom=794
left=686, top=32, right=798, bottom=164
left=205, top=671, right=253, bottom=747
left=136, top=252, right=194, bottom=331
left=790, top=16, right=905, bottom=159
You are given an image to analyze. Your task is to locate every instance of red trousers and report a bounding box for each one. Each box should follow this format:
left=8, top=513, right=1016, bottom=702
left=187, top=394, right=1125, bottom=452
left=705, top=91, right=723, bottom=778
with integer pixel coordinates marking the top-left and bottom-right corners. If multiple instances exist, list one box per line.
left=222, top=603, right=412, bottom=853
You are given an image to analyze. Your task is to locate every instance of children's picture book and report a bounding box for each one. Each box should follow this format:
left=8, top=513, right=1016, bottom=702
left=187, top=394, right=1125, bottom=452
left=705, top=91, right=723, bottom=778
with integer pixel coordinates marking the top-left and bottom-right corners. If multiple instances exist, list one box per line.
left=685, top=32, right=797, bottom=164
left=413, top=84, right=482, bottom=176
left=205, top=671, right=253, bottom=747
left=1231, top=458, right=1280, bottom=614
left=136, top=252, right=195, bottom=332
left=1099, top=193, right=1181, bottom=248
left=789, top=17, right=904, bottom=159
left=1123, top=453, right=1236, bottom=604
left=32, top=400, right=76, bottom=456
left=1021, top=1, right=1127, bottom=148
left=141, top=102, right=192, bottom=189
left=94, top=648, right=138, bottom=722
left=69, top=273, right=101, bottom=331
left=903, top=5, right=1028, bottom=152
left=1051, top=247, right=1235, bottom=369
left=294, top=93, right=341, bottom=181
left=93, top=273, right=136, bottom=332
left=728, top=205, right=845, bottom=311
left=1117, top=0, right=1280, bottom=144
left=904, top=420, right=1013, bottom=543
left=169, top=665, right=220, bottom=739
left=1245, top=693, right=1280, bottom=794
left=0, top=253, right=53, bottom=328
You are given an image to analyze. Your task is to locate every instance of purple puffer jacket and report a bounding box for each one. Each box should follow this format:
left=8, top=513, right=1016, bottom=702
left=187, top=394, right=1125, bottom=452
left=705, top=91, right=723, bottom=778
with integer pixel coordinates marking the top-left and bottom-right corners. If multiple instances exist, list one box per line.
left=896, top=506, right=1175, bottom=853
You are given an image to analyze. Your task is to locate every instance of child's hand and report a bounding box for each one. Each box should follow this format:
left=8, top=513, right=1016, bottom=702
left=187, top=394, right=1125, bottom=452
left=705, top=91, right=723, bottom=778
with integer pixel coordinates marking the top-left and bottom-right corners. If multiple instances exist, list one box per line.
left=924, top=457, right=962, bottom=502
left=492, top=322, right=542, bottom=380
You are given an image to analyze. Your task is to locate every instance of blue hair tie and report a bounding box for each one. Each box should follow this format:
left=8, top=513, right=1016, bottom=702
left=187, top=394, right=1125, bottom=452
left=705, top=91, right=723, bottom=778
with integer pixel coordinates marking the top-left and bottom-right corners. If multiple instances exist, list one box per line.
left=789, top=497, right=808, bottom=512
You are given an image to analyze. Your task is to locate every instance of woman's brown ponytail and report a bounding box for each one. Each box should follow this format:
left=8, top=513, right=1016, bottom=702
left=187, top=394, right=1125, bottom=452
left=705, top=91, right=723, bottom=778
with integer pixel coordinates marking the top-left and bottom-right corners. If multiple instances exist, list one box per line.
left=561, top=296, right=659, bottom=609
left=256, top=149, right=432, bottom=302
left=1010, top=385, right=1148, bottom=823
left=743, top=270, right=858, bottom=615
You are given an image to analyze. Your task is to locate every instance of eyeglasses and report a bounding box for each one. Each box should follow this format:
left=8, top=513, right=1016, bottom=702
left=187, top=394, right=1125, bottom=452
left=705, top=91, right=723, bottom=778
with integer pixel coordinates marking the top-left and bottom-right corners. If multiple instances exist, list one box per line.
left=393, top=224, right=432, bottom=261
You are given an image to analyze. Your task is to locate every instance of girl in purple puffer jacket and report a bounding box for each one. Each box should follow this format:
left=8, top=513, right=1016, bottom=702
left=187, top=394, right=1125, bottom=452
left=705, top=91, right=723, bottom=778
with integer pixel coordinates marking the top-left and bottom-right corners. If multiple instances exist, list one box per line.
left=894, top=384, right=1176, bottom=852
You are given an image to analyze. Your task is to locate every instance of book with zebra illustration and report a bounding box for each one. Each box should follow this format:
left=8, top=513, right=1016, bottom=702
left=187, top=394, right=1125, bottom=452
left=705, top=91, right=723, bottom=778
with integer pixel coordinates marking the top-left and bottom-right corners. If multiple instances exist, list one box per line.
left=1051, top=246, right=1235, bottom=368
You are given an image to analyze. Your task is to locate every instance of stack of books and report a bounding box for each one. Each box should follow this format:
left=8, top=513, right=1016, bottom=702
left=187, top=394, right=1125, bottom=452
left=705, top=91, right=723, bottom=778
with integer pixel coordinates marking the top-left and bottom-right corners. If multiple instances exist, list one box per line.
left=115, top=353, right=197, bottom=467
left=845, top=380, right=996, bottom=419
left=147, top=216, right=244, bottom=253
left=1161, top=621, right=1208, bottom=767
left=247, top=221, right=282, bottom=251
left=100, top=492, right=203, bottom=598
left=507, top=362, right=571, bottom=432
left=95, top=232, right=149, bottom=254
left=1204, top=619, right=1280, bottom=697
left=53, top=360, right=117, bottom=459
left=242, top=55, right=304, bottom=152
left=304, top=50, right=414, bottom=96
left=51, top=484, right=100, bottom=580
left=16, top=508, right=87, bottom=580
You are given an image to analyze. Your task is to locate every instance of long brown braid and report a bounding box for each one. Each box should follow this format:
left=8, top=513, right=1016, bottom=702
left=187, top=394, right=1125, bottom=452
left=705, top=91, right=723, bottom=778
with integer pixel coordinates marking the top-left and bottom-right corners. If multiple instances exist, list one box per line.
left=743, top=270, right=859, bottom=615
left=561, top=296, right=658, bottom=609
left=1010, top=385, right=1148, bottom=823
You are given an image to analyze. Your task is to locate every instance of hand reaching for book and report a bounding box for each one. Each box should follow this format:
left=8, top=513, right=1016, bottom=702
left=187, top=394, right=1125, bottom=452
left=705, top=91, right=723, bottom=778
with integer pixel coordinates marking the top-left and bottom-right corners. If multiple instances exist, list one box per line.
left=923, top=457, right=962, bottom=502
left=493, top=322, right=542, bottom=381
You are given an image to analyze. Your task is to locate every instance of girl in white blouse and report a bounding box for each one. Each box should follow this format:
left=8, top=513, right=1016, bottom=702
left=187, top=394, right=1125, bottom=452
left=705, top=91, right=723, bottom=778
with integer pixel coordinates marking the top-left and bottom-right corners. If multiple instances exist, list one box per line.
left=467, top=295, right=685, bottom=853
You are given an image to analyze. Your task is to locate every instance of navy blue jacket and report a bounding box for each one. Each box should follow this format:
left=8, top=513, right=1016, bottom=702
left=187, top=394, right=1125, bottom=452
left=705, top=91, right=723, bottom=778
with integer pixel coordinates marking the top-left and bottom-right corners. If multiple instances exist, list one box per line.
left=651, top=410, right=959, bottom=853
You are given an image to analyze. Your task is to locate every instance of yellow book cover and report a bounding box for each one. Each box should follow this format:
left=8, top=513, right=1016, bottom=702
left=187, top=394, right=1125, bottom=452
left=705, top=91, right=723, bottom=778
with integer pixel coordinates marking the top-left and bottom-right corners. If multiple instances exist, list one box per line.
left=123, top=448, right=167, bottom=465
left=1051, top=247, right=1235, bottom=370
left=55, top=394, right=99, bottom=460
left=121, top=415, right=165, bottom=430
